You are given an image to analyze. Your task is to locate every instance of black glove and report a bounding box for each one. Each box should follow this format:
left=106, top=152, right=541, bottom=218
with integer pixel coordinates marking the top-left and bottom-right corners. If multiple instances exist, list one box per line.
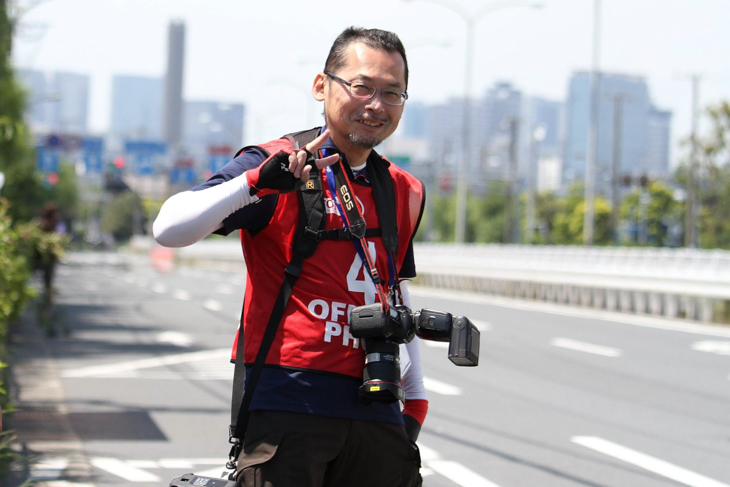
left=245, top=149, right=315, bottom=197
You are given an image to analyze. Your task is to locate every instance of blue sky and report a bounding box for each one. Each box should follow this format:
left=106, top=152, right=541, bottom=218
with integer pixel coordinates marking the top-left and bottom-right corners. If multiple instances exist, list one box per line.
left=11, top=0, right=730, bottom=167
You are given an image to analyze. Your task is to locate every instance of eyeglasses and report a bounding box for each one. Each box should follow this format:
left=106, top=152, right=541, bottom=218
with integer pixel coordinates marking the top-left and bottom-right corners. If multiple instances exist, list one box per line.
left=325, top=71, right=408, bottom=106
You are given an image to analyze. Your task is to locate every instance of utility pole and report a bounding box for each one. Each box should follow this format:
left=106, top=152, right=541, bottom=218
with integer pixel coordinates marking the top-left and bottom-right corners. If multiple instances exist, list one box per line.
left=685, top=74, right=701, bottom=248
left=611, top=94, right=626, bottom=245
left=525, top=124, right=546, bottom=244
left=584, top=0, right=601, bottom=245
left=504, top=118, right=520, bottom=243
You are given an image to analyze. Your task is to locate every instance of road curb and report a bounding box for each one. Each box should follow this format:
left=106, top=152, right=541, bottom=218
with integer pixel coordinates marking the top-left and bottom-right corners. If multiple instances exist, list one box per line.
left=3, top=301, right=96, bottom=486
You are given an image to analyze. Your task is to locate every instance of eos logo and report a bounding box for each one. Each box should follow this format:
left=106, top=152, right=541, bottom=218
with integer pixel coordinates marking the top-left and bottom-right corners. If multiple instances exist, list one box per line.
left=324, top=196, right=364, bottom=215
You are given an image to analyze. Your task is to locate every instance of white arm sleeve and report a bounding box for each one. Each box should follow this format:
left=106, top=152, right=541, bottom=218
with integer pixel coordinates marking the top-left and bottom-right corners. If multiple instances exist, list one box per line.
left=153, top=173, right=258, bottom=248
left=400, top=281, right=428, bottom=401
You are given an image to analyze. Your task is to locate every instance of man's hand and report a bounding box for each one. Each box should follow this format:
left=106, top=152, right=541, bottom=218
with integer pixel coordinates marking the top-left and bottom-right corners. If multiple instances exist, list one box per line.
left=246, top=129, right=339, bottom=197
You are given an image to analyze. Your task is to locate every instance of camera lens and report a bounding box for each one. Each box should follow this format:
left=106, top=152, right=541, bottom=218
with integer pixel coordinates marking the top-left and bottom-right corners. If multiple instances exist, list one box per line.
left=359, top=338, right=403, bottom=404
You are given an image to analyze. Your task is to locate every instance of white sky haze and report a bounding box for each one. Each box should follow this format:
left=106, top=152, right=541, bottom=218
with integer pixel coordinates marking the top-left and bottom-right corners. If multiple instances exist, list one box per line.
left=11, top=0, right=730, bottom=166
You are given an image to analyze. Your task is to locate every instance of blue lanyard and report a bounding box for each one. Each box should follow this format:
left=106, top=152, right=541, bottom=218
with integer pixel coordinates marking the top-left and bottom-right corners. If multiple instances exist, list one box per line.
left=324, top=162, right=396, bottom=300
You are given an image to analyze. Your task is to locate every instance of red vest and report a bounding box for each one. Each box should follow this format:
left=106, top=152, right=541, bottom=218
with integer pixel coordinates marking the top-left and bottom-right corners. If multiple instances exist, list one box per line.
left=233, top=140, right=424, bottom=379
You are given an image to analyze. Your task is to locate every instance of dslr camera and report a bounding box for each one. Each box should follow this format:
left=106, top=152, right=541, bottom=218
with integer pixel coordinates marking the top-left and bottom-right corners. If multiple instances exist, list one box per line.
left=350, top=304, right=480, bottom=404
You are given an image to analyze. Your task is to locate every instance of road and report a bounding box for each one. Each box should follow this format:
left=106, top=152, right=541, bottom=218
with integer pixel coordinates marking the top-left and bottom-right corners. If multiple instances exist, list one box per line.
left=19, top=250, right=730, bottom=486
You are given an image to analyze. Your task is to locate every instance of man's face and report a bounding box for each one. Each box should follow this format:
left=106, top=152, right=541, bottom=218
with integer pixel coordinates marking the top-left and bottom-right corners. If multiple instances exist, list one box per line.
left=313, top=42, right=406, bottom=153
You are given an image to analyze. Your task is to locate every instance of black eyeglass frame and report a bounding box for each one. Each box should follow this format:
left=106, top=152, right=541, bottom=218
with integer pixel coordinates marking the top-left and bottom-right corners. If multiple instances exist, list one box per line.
left=324, top=71, right=408, bottom=106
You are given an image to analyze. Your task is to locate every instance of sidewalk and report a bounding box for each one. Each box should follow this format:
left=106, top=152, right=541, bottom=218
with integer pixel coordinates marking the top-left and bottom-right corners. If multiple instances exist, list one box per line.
left=2, top=297, right=95, bottom=487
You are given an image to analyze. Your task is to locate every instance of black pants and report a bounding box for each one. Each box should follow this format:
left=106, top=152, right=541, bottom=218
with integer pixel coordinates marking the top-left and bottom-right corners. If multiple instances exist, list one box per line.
left=236, top=410, right=420, bottom=487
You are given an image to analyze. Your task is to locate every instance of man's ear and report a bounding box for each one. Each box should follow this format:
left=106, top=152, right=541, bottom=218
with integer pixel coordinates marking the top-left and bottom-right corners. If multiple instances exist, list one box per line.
left=312, top=73, right=326, bottom=102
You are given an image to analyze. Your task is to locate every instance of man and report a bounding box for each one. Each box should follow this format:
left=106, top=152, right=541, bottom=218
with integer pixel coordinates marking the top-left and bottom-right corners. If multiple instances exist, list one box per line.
left=154, top=27, right=427, bottom=487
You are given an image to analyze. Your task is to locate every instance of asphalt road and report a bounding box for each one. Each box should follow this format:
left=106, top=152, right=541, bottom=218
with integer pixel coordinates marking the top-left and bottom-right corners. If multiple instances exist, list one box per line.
left=21, top=250, right=730, bottom=487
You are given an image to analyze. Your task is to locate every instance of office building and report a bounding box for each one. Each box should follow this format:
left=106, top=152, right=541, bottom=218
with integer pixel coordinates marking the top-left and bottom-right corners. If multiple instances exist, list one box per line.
left=17, top=69, right=89, bottom=135
left=110, top=75, right=164, bottom=142
left=563, top=71, right=671, bottom=192
left=183, top=100, right=245, bottom=168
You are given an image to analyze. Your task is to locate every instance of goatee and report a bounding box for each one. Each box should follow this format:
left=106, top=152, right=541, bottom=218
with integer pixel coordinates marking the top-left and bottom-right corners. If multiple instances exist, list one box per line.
left=349, top=134, right=382, bottom=149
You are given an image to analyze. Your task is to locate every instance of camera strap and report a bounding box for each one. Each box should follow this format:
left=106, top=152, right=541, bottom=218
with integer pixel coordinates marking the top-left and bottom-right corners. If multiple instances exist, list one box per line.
left=228, top=128, right=327, bottom=471
left=325, top=160, right=396, bottom=311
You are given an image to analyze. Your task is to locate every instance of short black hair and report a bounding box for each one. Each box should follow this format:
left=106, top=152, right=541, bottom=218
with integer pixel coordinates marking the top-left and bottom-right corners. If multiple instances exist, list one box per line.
left=324, top=27, right=409, bottom=89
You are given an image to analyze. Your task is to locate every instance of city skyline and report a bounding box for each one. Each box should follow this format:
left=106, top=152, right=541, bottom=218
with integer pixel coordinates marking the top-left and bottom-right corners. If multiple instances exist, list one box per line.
left=10, top=0, right=729, bottom=169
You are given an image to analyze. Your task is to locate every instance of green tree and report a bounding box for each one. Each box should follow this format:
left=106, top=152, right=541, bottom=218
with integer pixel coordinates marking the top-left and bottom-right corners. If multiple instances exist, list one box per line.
left=102, top=191, right=144, bottom=243
left=620, top=181, right=683, bottom=246
left=551, top=186, right=612, bottom=245
left=467, top=182, right=507, bottom=243
left=0, top=0, right=45, bottom=223
left=531, top=191, right=562, bottom=244
left=696, top=102, right=730, bottom=248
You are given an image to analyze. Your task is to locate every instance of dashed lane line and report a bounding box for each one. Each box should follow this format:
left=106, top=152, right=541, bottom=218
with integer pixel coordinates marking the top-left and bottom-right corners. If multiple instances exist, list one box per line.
left=157, top=331, right=193, bottom=347
left=572, top=436, right=730, bottom=487
left=174, top=289, right=191, bottom=301
left=60, top=348, right=230, bottom=378
left=692, top=341, right=730, bottom=355
left=90, top=450, right=497, bottom=485
left=91, top=457, right=160, bottom=482
left=551, top=338, right=622, bottom=357
left=419, top=444, right=502, bottom=487
left=203, top=299, right=223, bottom=311
left=423, top=377, right=463, bottom=396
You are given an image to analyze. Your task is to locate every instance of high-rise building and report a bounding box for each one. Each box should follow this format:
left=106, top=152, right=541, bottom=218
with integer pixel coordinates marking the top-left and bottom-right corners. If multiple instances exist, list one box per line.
left=17, top=69, right=89, bottom=135
left=110, top=75, right=164, bottom=142
left=646, top=108, right=672, bottom=178
left=183, top=100, right=245, bottom=166
left=163, top=21, right=185, bottom=149
left=53, top=72, right=89, bottom=134
left=563, top=71, right=671, bottom=192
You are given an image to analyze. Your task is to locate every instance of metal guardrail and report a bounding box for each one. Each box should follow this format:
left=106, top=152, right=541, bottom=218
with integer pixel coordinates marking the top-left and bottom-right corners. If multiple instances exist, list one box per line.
left=128, top=237, right=730, bottom=324
left=413, top=244, right=730, bottom=324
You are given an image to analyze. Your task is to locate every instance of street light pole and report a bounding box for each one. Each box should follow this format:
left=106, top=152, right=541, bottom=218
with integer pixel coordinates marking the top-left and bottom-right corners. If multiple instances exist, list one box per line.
left=455, top=17, right=475, bottom=243
left=584, top=0, right=601, bottom=245
left=404, top=0, right=542, bottom=243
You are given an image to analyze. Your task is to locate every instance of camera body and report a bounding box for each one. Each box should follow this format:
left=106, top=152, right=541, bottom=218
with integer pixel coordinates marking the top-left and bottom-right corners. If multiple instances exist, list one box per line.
left=350, top=304, right=480, bottom=404
left=169, top=473, right=237, bottom=486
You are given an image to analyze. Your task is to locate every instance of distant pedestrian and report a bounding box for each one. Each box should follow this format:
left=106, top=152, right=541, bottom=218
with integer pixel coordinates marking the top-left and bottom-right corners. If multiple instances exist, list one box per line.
left=36, top=202, right=65, bottom=302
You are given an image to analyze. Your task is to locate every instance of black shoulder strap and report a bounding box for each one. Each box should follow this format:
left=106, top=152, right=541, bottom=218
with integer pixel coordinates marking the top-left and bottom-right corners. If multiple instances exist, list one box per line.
left=284, top=127, right=321, bottom=151
left=368, top=155, right=399, bottom=255
left=229, top=128, right=324, bottom=445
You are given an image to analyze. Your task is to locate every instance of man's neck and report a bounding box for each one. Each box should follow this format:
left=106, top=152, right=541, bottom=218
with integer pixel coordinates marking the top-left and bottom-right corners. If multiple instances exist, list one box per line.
left=329, top=133, right=371, bottom=167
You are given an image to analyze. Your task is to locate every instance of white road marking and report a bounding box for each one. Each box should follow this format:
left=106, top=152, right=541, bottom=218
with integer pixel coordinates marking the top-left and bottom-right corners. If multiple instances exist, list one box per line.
left=173, top=289, right=191, bottom=301
left=215, top=284, right=235, bottom=294
left=194, top=466, right=232, bottom=478
left=152, top=283, right=167, bottom=293
left=692, top=341, right=730, bottom=355
left=423, top=377, right=463, bottom=396
left=572, top=436, right=730, bottom=487
left=123, top=276, right=136, bottom=284
left=45, top=482, right=95, bottom=486
left=61, top=348, right=230, bottom=378
left=424, top=341, right=449, bottom=348
left=91, top=457, right=160, bottom=482
left=91, top=458, right=229, bottom=482
left=30, top=456, right=69, bottom=480
left=419, top=444, right=502, bottom=487
left=204, top=299, right=223, bottom=311
left=157, top=331, right=193, bottom=348
left=551, top=338, right=622, bottom=357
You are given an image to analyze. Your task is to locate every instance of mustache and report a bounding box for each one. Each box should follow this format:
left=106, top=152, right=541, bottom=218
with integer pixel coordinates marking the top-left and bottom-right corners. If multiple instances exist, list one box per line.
left=357, top=114, right=389, bottom=123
